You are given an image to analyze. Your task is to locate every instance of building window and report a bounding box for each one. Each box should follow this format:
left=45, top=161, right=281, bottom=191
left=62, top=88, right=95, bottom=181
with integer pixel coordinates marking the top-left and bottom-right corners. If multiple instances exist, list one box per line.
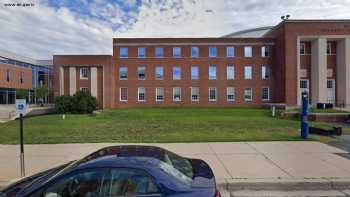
left=244, top=46, right=253, bottom=57
left=208, top=87, right=217, bottom=101
left=6, top=70, right=10, bottom=82
left=244, top=66, right=252, bottom=79
left=327, top=43, right=332, bottom=55
left=191, top=87, right=199, bottom=101
left=173, top=66, right=181, bottom=80
left=191, top=66, right=199, bottom=80
left=155, top=66, right=164, bottom=80
left=120, top=87, right=128, bottom=101
left=244, top=88, right=253, bottom=101
left=138, top=47, right=146, bottom=58
left=155, top=47, right=164, bottom=57
left=227, top=46, right=235, bottom=57
left=262, top=87, right=270, bottom=101
left=138, top=66, right=146, bottom=80
left=209, top=46, right=217, bottom=57
left=156, top=87, right=164, bottom=101
left=300, top=80, right=308, bottom=89
left=138, top=87, right=146, bottom=101
left=191, top=46, right=199, bottom=58
left=119, top=66, right=128, bottom=80
left=209, top=65, right=216, bottom=80
left=20, top=72, right=24, bottom=84
left=80, top=67, right=89, bottom=79
left=120, top=47, right=128, bottom=58
left=227, top=87, right=235, bottom=101
left=261, top=46, right=269, bottom=57
left=227, top=65, right=234, bottom=80
left=327, top=80, right=333, bottom=89
left=80, top=87, right=89, bottom=92
left=173, top=87, right=181, bottom=101
left=300, top=43, right=306, bottom=55
left=261, top=65, right=270, bottom=80
left=173, top=47, right=181, bottom=58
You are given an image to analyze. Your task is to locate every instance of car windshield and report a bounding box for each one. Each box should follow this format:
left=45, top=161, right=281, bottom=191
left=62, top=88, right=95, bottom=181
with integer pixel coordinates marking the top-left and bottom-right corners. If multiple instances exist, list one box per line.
left=159, top=161, right=192, bottom=185
left=163, top=150, right=193, bottom=179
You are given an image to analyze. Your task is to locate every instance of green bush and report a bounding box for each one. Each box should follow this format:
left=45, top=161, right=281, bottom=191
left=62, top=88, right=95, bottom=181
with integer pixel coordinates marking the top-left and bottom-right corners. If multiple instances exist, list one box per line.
left=55, top=91, right=97, bottom=114
left=16, top=89, right=28, bottom=99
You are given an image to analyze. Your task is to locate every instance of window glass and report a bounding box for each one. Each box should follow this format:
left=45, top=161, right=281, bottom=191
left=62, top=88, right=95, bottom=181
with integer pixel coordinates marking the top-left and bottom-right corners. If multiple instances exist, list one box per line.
left=138, top=87, right=145, bottom=101
left=20, top=72, right=24, bottom=83
left=138, top=66, right=146, bottom=80
left=244, top=46, right=253, bottom=57
left=327, top=43, right=332, bottom=55
left=120, top=47, right=128, bottom=58
left=120, top=87, right=128, bottom=101
left=300, top=43, right=306, bottom=55
left=173, top=66, right=181, bottom=80
left=261, top=65, right=270, bottom=79
left=300, top=80, right=308, bottom=89
left=138, top=47, right=146, bottom=58
left=155, top=47, right=164, bottom=57
left=227, top=87, right=235, bottom=101
left=80, top=68, right=89, bottom=79
left=209, top=46, right=217, bottom=57
left=173, top=87, right=181, bottom=101
left=191, top=46, right=199, bottom=58
left=227, top=46, right=235, bottom=57
left=261, top=46, right=269, bottom=57
left=209, top=87, right=217, bottom=101
left=227, top=65, right=234, bottom=80
left=191, top=66, right=199, bottom=80
left=119, top=67, right=128, bottom=79
left=156, top=87, right=164, bottom=101
left=80, top=87, right=89, bottom=92
left=244, top=66, right=252, bottom=79
left=6, top=70, right=10, bottom=82
left=191, top=87, right=199, bottom=101
left=209, top=65, right=216, bottom=80
left=155, top=66, right=164, bottom=80
left=244, top=88, right=252, bottom=101
left=43, top=169, right=108, bottom=197
left=173, top=47, right=181, bottom=57
left=262, top=87, right=270, bottom=101
left=109, top=168, right=159, bottom=196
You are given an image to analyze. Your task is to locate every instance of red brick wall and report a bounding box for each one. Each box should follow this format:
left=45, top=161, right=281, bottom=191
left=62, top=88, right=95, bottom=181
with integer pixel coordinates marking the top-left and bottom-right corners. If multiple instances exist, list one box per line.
left=0, top=63, right=32, bottom=89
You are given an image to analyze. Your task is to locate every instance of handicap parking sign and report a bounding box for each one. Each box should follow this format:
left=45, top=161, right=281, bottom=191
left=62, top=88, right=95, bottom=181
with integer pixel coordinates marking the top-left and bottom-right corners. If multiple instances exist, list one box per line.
left=16, top=99, right=27, bottom=114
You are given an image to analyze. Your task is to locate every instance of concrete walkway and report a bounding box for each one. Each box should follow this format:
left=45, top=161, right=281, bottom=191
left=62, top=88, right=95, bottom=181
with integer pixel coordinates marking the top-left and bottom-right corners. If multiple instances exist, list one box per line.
left=1, top=142, right=350, bottom=189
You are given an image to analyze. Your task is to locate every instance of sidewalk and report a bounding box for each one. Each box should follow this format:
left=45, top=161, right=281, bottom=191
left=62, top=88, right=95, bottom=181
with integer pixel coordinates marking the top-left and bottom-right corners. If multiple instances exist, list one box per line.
left=1, top=141, right=350, bottom=189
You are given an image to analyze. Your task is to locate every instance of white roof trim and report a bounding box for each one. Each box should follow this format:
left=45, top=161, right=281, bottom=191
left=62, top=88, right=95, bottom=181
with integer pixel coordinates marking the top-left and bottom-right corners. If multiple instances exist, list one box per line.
left=0, top=49, right=52, bottom=66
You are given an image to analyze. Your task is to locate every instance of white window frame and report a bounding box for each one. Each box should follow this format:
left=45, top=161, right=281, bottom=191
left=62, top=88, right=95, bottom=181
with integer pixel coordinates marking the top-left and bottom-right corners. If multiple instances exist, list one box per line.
left=119, top=47, right=128, bottom=58
left=173, top=66, right=181, bottom=80
left=173, top=47, right=181, bottom=58
left=80, top=87, right=89, bottom=92
left=227, top=65, right=235, bottom=80
left=261, top=65, right=270, bottom=80
left=209, top=65, right=217, bottom=80
left=138, top=47, right=146, bottom=58
left=244, top=66, right=253, bottom=80
left=191, top=87, right=199, bottom=102
left=244, top=46, right=253, bottom=58
left=227, top=87, right=235, bottom=102
left=137, top=87, right=146, bottom=102
left=261, top=46, right=269, bottom=57
left=191, top=46, right=199, bottom=58
left=227, top=46, right=235, bottom=57
left=191, top=66, right=199, bottom=80
left=119, top=87, right=128, bottom=102
left=119, top=66, right=128, bottom=80
left=155, top=66, right=164, bottom=80
left=262, top=87, right=270, bottom=101
left=208, top=87, right=217, bottom=102
left=300, top=43, right=306, bottom=55
left=80, top=67, right=89, bottom=79
left=209, top=46, right=217, bottom=58
left=300, top=79, right=309, bottom=89
left=173, top=87, right=181, bottom=102
left=244, top=88, right=253, bottom=102
left=156, top=87, right=164, bottom=102
left=138, top=66, right=146, bottom=80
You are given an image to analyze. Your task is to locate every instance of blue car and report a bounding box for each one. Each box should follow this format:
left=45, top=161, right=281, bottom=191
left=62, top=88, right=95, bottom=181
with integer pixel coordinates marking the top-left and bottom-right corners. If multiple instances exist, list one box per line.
left=0, top=145, right=221, bottom=197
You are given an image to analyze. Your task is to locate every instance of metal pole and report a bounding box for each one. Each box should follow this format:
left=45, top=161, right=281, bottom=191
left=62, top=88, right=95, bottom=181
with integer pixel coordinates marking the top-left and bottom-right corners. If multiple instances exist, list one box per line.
left=301, top=93, right=309, bottom=139
left=19, top=113, right=25, bottom=177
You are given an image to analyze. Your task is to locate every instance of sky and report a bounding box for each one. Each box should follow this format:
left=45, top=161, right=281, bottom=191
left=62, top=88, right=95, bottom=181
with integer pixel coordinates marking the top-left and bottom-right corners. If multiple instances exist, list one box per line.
left=0, top=0, right=350, bottom=59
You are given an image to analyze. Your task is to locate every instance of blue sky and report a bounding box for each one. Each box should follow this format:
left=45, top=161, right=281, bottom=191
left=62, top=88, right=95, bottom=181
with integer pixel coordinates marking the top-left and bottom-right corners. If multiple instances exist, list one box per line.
left=1, top=0, right=350, bottom=59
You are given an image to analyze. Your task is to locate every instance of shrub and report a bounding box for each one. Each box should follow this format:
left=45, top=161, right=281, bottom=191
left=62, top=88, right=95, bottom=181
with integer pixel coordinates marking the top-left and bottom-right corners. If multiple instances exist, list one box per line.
left=16, top=89, right=28, bottom=99
left=55, top=91, right=97, bottom=114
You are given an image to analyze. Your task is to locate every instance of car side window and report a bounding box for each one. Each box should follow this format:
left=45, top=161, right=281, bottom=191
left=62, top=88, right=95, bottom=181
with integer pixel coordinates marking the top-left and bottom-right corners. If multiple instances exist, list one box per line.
left=108, top=168, right=159, bottom=196
left=42, top=169, right=108, bottom=197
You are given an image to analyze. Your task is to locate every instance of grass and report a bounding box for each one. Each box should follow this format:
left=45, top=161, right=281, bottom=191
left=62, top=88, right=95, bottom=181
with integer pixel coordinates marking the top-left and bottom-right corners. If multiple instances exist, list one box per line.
left=285, top=107, right=347, bottom=113
left=0, top=107, right=336, bottom=144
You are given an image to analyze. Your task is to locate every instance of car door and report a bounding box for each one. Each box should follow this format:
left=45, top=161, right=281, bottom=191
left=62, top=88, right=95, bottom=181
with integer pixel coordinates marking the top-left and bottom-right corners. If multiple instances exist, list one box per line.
left=106, top=168, right=163, bottom=197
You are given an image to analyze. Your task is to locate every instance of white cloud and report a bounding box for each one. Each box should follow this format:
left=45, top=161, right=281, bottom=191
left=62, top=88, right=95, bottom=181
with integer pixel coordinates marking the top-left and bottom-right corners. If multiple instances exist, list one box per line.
left=1, top=0, right=350, bottom=59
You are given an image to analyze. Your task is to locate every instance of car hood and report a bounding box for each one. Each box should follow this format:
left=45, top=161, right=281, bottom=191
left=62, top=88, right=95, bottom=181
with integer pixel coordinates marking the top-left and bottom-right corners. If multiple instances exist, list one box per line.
left=189, top=159, right=216, bottom=189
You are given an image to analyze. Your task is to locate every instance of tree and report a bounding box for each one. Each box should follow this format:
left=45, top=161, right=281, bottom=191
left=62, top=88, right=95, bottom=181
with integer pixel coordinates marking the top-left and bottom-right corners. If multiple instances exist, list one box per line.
left=16, top=89, right=28, bottom=99
left=35, top=86, right=48, bottom=105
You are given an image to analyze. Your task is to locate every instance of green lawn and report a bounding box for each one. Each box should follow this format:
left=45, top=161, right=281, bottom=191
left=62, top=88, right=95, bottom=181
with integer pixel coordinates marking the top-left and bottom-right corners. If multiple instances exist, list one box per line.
left=0, top=108, right=334, bottom=144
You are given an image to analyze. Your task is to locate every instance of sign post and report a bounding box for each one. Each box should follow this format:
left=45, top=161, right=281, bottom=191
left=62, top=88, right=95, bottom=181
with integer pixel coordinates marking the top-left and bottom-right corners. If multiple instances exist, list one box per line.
left=301, top=92, right=309, bottom=139
left=16, top=99, right=26, bottom=177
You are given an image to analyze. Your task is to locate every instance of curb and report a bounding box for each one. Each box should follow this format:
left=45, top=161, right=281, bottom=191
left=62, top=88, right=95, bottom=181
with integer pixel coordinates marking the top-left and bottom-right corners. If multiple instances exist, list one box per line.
left=217, top=178, right=350, bottom=191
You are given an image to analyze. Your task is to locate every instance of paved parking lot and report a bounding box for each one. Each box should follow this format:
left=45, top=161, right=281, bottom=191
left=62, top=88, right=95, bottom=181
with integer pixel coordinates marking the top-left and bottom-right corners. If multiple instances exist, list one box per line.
left=1, top=141, right=350, bottom=188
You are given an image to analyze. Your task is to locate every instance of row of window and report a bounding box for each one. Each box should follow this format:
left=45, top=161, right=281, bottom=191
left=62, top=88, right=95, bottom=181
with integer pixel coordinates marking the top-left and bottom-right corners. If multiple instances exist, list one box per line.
left=300, top=42, right=335, bottom=55
left=119, top=87, right=270, bottom=102
left=119, top=65, right=271, bottom=80
left=119, top=46, right=270, bottom=58
left=3, top=69, right=24, bottom=84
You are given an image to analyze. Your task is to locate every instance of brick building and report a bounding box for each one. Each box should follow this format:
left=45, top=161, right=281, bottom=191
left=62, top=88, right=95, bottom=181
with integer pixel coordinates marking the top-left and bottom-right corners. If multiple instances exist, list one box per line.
left=53, top=20, right=350, bottom=108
